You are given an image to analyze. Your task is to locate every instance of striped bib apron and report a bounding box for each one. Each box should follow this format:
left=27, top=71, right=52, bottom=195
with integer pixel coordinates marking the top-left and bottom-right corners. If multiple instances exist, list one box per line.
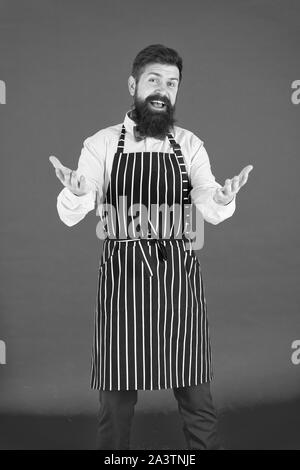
left=90, top=125, right=213, bottom=391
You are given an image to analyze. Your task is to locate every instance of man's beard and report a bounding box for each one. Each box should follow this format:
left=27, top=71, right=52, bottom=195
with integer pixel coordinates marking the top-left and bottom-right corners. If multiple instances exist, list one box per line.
left=131, top=93, right=177, bottom=139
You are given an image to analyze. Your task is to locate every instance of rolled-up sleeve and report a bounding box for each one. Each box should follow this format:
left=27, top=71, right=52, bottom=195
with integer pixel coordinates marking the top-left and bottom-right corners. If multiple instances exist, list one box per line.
left=57, top=135, right=105, bottom=227
left=189, top=135, right=236, bottom=225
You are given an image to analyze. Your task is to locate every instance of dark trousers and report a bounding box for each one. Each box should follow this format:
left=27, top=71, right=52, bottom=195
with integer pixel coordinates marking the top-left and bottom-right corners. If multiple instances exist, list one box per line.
left=95, top=382, right=222, bottom=450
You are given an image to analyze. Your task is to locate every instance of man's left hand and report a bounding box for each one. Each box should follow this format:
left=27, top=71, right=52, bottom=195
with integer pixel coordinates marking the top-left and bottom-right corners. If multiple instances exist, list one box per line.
left=213, top=165, right=254, bottom=205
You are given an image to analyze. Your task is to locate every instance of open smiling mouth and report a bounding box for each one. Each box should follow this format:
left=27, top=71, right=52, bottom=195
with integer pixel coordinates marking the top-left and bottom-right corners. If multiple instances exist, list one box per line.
left=148, top=100, right=167, bottom=110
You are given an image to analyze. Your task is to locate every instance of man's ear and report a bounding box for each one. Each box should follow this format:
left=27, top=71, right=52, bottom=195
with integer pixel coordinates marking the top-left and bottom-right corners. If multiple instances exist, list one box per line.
left=128, top=75, right=136, bottom=97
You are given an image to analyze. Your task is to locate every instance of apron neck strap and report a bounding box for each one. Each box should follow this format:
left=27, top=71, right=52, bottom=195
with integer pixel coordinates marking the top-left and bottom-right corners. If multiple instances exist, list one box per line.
left=167, top=132, right=183, bottom=156
left=116, top=124, right=126, bottom=153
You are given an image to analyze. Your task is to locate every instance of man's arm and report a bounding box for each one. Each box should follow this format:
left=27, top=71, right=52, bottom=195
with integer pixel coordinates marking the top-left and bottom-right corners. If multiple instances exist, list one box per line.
left=56, top=136, right=105, bottom=227
left=189, top=136, right=236, bottom=225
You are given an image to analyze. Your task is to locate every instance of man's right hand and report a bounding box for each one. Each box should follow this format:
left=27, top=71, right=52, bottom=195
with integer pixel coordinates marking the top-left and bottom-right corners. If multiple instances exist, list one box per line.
left=49, top=155, right=90, bottom=196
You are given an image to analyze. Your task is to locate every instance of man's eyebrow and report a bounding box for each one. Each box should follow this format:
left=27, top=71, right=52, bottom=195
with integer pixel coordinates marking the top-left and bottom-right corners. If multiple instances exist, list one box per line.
left=146, top=72, right=179, bottom=81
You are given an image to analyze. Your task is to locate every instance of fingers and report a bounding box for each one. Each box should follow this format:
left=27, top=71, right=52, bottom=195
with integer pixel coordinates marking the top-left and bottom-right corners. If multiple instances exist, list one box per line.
left=224, top=174, right=246, bottom=195
left=54, top=165, right=73, bottom=188
left=225, top=165, right=254, bottom=194
left=214, top=187, right=224, bottom=201
left=231, top=176, right=239, bottom=192
left=49, top=155, right=61, bottom=169
left=214, top=186, right=234, bottom=205
left=220, top=176, right=238, bottom=199
left=70, top=172, right=86, bottom=190
left=55, top=168, right=64, bottom=183
left=245, top=164, right=254, bottom=173
left=238, top=165, right=253, bottom=181
left=217, top=164, right=253, bottom=203
left=50, top=155, right=74, bottom=187
left=223, top=178, right=233, bottom=195
left=50, top=155, right=88, bottom=194
left=240, top=173, right=248, bottom=187
left=79, top=175, right=86, bottom=190
left=68, top=171, right=87, bottom=193
left=70, top=170, right=77, bottom=188
left=238, top=165, right=253, bottom=188
left=49, top=155, right=70, bottom=173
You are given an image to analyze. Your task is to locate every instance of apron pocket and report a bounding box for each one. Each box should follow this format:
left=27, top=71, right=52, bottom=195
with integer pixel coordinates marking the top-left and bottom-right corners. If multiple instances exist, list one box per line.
left=99, top=244, right=118, bottom=270
left=183, top=249, right=201, bottom=277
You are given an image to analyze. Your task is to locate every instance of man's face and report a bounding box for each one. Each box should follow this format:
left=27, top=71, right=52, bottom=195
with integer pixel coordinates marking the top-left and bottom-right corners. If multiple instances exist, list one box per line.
left=128, top=63, right=180, bottom=138
left=134, top=62, right=179, bottom=108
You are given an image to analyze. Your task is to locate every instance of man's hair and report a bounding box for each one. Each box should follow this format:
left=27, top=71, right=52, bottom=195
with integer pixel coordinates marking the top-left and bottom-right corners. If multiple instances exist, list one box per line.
left=131, top=44, right=183, bottom=84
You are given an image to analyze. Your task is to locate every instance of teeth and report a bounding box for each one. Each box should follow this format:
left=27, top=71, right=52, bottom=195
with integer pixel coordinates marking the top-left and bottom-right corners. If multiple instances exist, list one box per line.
left=151, top=100, right=165, bottom=107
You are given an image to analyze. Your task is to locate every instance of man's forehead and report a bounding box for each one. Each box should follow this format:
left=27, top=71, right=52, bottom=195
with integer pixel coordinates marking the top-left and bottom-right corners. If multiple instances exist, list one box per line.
left=141, top=63, right=180, bottom=80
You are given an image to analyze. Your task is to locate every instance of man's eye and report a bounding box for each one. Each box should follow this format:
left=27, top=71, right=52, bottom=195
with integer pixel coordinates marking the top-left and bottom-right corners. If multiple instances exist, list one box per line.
left=168, top=82, right=175, bottom=87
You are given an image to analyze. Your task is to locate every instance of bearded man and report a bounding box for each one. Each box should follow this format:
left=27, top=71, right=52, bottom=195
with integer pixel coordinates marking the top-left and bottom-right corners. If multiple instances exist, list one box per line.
left=50, top=44, right=253, bottom=450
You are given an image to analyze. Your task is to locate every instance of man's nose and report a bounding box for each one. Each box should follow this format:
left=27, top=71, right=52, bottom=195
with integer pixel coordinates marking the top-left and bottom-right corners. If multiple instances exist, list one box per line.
left=155, top=88, right=168, bottom=100
left=155, top=83, right=168, bottom=95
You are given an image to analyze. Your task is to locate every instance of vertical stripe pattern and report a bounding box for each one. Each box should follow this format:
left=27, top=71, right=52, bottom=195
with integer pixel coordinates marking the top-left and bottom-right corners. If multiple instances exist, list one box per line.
left=90, top=125, right=213, bottom=390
